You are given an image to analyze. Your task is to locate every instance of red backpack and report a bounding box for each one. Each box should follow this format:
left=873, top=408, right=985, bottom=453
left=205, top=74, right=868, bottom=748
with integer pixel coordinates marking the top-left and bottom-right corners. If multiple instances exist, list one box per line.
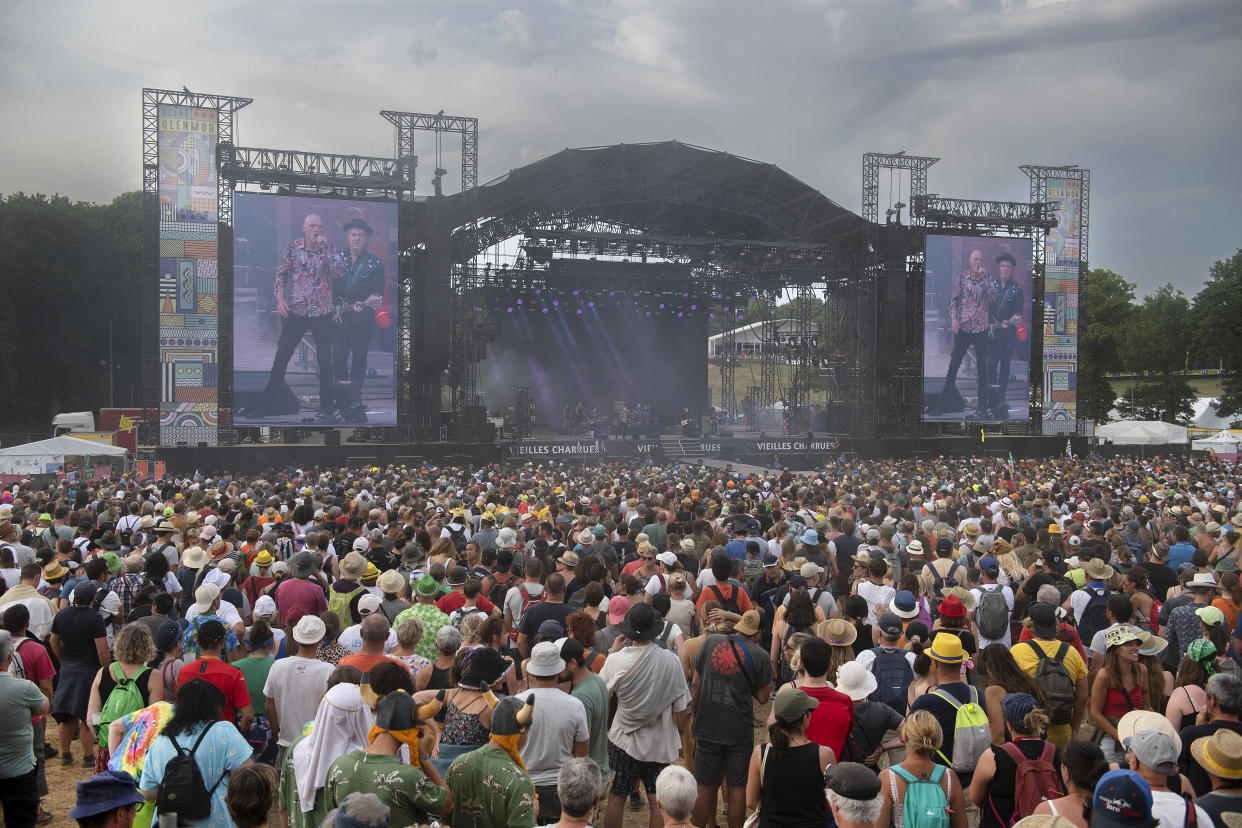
left=508, top=583, right=542, bottom=642
left=993, top=741, right=1064, bottom=825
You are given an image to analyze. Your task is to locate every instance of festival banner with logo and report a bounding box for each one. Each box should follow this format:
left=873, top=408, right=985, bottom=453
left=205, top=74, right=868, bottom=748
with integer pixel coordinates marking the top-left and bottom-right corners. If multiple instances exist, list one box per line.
left=1041, top=173, right=1087, bottom=433
left=157, top=104, right=220, bottom=446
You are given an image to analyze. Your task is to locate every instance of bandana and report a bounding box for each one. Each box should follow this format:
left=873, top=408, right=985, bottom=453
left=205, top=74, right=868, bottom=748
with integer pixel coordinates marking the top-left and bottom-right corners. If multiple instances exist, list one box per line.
left=367, top=725, right=422, bottom=749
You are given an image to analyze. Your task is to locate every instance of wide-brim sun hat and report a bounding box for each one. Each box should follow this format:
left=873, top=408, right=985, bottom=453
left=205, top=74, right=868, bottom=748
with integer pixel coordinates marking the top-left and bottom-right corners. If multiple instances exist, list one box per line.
left=834, top=661, right=878, bottom=701
left=817, top=618, right=857, bottom=647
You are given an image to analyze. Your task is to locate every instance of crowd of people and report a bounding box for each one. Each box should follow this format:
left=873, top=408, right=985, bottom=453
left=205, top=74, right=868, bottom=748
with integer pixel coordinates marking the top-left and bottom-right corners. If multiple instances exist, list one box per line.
left=0, top=452, right=1240, bottom=828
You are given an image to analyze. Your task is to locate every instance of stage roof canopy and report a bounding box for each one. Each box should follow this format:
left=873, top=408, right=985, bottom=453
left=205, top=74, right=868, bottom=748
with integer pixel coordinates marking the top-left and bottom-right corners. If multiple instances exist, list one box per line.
left=448, top=141, right=870, bottom=257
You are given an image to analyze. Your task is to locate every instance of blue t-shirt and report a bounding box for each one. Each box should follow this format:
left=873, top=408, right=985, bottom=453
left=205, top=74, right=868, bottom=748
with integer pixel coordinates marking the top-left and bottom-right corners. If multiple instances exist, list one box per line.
left=725, top=538, right=749, bottom=560
left=139, top=720, right=252, bottom=828
left=1167, top=542, right=1197, bottom=569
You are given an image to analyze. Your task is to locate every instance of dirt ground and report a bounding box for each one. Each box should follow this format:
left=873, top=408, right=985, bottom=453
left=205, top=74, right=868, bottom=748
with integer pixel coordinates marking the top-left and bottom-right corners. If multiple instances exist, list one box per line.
left=39, top=706, right=771, bottom=827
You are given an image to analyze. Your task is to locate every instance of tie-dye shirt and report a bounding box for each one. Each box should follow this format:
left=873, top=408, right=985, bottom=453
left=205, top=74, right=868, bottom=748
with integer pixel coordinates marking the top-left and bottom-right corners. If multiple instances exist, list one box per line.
left=108, top=701, right=174, bottom=778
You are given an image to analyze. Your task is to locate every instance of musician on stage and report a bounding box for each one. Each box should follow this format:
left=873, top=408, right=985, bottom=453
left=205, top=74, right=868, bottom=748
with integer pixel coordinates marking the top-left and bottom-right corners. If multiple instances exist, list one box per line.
left=258, top=213, right=344, bottom=422
left=333, top=217, right=385, bottom=423
left=940, top=248, right=997, bottom=419
left=986, top=252, right=1023, bottom=419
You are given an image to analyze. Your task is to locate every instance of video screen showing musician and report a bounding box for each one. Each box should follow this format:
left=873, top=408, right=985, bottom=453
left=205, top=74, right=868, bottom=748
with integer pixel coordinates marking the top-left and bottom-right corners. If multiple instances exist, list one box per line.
left=232, top=193, right=399, bottom=427
left=333, top=218, right=386, bottom=424
left=923, top=235, right=1032, bottom=423
left=258, top=212, right=343, bottom=423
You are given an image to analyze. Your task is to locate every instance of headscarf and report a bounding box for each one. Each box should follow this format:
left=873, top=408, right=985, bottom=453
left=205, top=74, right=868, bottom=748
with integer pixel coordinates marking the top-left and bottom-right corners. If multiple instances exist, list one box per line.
left=1187, top=638, right=1219, bottom=676
left=292, top=683, right=373, bottom=813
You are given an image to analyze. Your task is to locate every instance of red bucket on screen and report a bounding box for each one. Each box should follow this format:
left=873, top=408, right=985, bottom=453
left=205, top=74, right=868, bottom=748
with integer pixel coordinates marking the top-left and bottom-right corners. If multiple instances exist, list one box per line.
left=375, top=309, right=393, bottom=328
left=1016, top=324, right=1027, bottom=342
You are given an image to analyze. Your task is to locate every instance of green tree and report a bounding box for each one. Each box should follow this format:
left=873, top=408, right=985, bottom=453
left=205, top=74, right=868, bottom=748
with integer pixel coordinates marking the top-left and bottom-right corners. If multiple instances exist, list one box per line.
left=1114, top=284, right=1195, bottom=424
left=1078, top=268, right=1135, bottom=422
left=1189, top=249, right=1242, bottom=422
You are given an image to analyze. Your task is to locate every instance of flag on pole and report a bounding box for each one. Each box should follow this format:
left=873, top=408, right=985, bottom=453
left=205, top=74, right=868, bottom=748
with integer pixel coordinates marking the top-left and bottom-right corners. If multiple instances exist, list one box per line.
left=980, top=428, right=985, bottom=444
left=1008, top=451, right=1016, bottom=480
left=1065, top=439, right=1073, bottom=459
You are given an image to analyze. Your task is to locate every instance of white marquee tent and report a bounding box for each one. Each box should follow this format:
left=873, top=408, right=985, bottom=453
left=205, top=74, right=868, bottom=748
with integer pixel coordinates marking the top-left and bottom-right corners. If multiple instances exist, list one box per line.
left=0, top=436, right=127, bottom=476
left=1095, top=420, right=1189, bottom=445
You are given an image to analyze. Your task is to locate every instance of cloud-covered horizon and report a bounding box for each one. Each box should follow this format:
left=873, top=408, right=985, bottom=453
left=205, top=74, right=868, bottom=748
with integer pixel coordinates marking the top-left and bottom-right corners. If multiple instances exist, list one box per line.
left=2, top=0, right=1238, bottom=296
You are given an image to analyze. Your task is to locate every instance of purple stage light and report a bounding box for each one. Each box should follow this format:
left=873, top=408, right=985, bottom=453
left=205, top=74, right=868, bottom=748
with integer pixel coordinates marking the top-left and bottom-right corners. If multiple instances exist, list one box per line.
left=709, top=312, right=716, bottom=318
left=588, top=301, right=595, bottom=307
left=506, top=307, right=513, bottom=313
left=609, top=290, right=616, bottom=296
left=553, top=300, right=559, bottom=306
left=542, top=308, right=549, bottom=314
left=572, top=289, right=579, bottom=296
left=576, top=308, right=583, bottom=314
left=516, top=298, right=523, bottom=304
left=659, top=303, right=665, bottom=309
left=690, top=304, right=697, bottom=310
left=472, top=306, right=481, bottom=312
left=644, top=311, right=651, bottom=316
left=676, top=312, right=684, bottom=317
left=534, top=288, right=541, bottom=295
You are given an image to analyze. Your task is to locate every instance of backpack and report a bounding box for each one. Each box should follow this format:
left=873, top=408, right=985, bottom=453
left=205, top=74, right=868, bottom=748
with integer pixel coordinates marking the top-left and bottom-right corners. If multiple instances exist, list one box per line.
left=6, top=637, right=28, bottom=680
left=742, top=558, right=764, bottom=585
left=890, top=763, right=952, bottom=828
left=708, top=583, right=742, bottom=615
left=446, top=524, right=468, bottom=553
left=156, top=722, right=228, bottom=821
left=327, top=585, right=365, bottom=629
left=1023, top=640, right=1076, bottom=726
left=870, top=646, right=913, bottom=714
left=1147, top=593, right=1163, bottom=634
left=1124, top=533, right=1146, bottom=561
left=932, top=686, right=991, bottom=773
left=487, top=571, right=514, bottom=609
left=993, top=741, right=1063, bottom=824
left=1076, top=586, right=1111, bottom=646
left=451, top=605, right=482, bottom=630
left=883, top=546, right=904, bottom=582
left=97, top=663, right=151, bottom=747
left=975, top=585, right=1010, bottom=641
left=930, top=559, right=962, bottom=597
left=507, top=583, right=543, bottom=643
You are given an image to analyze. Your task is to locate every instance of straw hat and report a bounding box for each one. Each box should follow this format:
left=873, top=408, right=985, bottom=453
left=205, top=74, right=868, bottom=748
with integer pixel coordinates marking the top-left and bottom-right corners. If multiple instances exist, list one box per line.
left=942, top=586, right=976, bottom=612
left=1190, top=729, right=1242, bottom=781
left=817, top=618, right=857, bottom=647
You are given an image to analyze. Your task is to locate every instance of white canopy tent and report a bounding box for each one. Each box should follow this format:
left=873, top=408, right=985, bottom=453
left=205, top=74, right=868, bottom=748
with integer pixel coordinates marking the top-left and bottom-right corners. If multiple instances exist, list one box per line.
left=1192, top=429, right=1240, bottom=455
left=1095, top=420, right=1189, bottom=445
left=0, top=435, right=127, bottom=476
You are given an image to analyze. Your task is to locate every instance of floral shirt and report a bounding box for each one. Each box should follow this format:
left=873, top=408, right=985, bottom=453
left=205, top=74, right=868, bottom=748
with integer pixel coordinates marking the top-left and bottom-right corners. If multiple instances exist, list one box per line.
left=325, top=750, right=447, bottom=827
left=275, top=238, right=344, bottom=317
left=393, top=602, right=452, bottom=661
left=951, top=270, right=998, bottom=334
left=445, top=744, right=537, bottom=828
left=182, top=613, right=239, bottom=658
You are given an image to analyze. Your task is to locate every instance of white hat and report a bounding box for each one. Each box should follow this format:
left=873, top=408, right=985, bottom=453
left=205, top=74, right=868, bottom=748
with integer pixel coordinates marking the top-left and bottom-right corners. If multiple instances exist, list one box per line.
left=351, top=536, right=370, bottom=553
left=800, top=561, right=825, bottom=578
left=527, top=641, right=567, bottom=677
left=253, top=595, right=277, bottom=618
left=577, top=530, right=594, bottom=546
left=834, top=661, right=878, bottom=701
left=293, top=614, right=327, bottom=645
left=906, top=539, right=923, bottom=557
left=358, top=594, right=382, bottom=615
left=192, top=583, right=220, bottom=614
left=657, top=551, right=678, bottom=567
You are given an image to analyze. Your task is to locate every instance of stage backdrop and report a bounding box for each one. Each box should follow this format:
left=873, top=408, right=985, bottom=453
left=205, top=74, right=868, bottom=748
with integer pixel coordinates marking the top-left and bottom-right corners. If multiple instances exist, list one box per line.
left=1041, top=174, right=1086, bottom=432
left=158, top=105, right=220, bottom=445
left=232, top=193, right=398, bottom=426
left=923, top=234, right=1032, bottom=423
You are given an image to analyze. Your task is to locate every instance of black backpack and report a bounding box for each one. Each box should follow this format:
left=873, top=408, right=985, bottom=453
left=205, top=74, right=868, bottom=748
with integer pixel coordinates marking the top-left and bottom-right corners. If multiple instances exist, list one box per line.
left=446, top=524, right=468, bottom=553
left=708, top=583, right=742, bottom=615
left=1077, top=586, right=1111, bottom=647
left=156, top=722, right=227, bottom=820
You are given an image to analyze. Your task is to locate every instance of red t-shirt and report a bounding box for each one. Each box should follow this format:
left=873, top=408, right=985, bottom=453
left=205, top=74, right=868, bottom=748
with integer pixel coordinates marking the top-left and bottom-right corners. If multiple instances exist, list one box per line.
left=15, top=637, right=55, bottom=722
left=435, top=592, right=496, bottom=615
left=178, top=658, right=252, bottom=721
left=273, top=578, right=328, bottom=626
left=800, top=683, right=854, bottom=759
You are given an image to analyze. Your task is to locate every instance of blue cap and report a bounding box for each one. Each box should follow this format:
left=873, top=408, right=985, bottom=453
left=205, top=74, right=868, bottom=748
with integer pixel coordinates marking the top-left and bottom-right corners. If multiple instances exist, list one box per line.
left=69, top=770, right=145, bottom=819
left=801, top=530, right=819, bottom=545
left=978, top=555, right=1000, bottom=573
left=1091, top=769, right=1155, bottom=828
left=762, top=553, right=781, bottom=567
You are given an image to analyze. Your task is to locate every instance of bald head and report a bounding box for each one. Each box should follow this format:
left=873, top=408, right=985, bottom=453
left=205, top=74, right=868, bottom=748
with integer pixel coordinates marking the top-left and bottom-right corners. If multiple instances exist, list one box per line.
left=360, top=613, right=390, bottom=644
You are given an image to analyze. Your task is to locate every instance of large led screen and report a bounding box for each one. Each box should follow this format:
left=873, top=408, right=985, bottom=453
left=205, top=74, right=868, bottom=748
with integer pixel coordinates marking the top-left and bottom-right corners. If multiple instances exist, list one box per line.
left=923, top=234, right=1032, bottom=423
left=232, top=194, right=398, bottom=426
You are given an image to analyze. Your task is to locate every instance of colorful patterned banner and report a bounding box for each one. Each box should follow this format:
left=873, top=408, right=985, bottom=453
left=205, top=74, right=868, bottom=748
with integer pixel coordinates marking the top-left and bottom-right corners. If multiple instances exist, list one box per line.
left=157, top=105, right=219, bottom=445
left=1041, top=174, right=1086, bottom=433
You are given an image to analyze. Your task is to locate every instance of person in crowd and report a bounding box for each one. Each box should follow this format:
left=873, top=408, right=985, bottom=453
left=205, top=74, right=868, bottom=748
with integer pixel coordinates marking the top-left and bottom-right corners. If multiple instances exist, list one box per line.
left=1088, top=626, right=1149, bottom=764
left=836, top=660, right=905, bottom=769
left=231, top=619, right=277, bottom=762
left=560, top=637, right=612, bottom=813
left=0, top=629, right=51, bottom=827
left=826, top=762, right=884, bottom=828
left=87, top=623, right=163, bottom=772
left=877, top=710, right=968, bottom=828
left=549, top=757, right=603, bottom=828
left=1030, top=740, right=1108, bottom=828
left=653, top=765, right=697, bottom=828
left=324, top=689, right=451, bottom=826
left=968, top=693, right=1063, bottom=826
left=445, top=694, right=538, bottom=828
left=68, top=770, right=147, bottom=828
left=909, top=632, right=984, bottom=788
left=1118, top=715, right=1210, bottom=826
left=225, top=763, right=278, bottom=828
left=416, top=625, right=463, bottom=691
left=745, top=685, right=833, bottom=827
left=1178, top=671, right=1242, bottom=796
left=264, top=613, right=334, bottom=762
left=138, top=679, right=254, bottom=827
left=1188, top=728, right=1242, bottom=824
left=1164, top=637, right=1216, bottom=731
left=771, top=635, right=853, bottom=758
left=978, top=642, right=1050, bottom=744
left=50, top=581, right=111, bottom=768
left=423, top=645, right=507, bottom=773
left=279, top=673, right=368, bottom=828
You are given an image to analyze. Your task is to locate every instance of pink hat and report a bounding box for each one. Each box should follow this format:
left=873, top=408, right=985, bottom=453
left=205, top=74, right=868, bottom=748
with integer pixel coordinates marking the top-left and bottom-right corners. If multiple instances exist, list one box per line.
left=607, top=595, right=630, bottom=625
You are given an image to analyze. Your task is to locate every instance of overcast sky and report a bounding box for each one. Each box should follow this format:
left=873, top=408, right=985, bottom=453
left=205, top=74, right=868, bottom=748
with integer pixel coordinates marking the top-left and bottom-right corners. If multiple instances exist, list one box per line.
left=2, top=0, right=1238, bottom=297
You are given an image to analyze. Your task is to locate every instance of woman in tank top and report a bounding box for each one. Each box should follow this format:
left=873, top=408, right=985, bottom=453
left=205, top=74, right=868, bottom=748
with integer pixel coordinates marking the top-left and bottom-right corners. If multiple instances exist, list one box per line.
left=1164, top=638, right=1215, bottom=730
left=1031, top=740, right=1108, bottom=828
left=1088, top=626, right=1148, bottom=763
left=745, top=685, right=834, bottom=828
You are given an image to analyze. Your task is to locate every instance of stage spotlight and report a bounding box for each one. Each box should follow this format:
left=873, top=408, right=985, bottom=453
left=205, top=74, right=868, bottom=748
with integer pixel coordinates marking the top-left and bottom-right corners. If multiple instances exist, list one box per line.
left=542, top=307, right=549, bottom=314
left=709, top=312, right=716, bottom=318
left=572, top=289, right=580, bottom=296
left=506, top=307, right=513, bottom=313
left=677, top=312, right=684, bottom=318
left=576, top=308, right=583, bottom=314
left=473, top=306, right=482, bottom=312
left=516, top=299, right=523, bottom=304
left=588, top=301, right=595, bottom=307
left=659, top=303, right=666, bottom=309
left=691, top=304, right=697, bottom=310
left=553, top=300, right=559, bottom=306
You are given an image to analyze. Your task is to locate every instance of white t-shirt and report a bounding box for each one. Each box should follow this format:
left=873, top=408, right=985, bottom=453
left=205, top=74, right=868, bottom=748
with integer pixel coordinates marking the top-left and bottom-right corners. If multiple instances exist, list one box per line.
left=337, top=624, right=397, bottom=654
left=0, top=595, right=55, bottom=640
left=185, top=599, right=243, bottom=630
left=855, top=580, right=896, bottom=626
left=263, top=655, right=335, bottom=746
left=504, top=582, right=545, bottom=625
left=782, top=586, right=838, bottom=617
left=1149, top=790, right=1210, bottom=828
left=969, top=583, right=1014, bottom=647
left=514, top=687, right=589, bottom=786
left=599, top=645, right=690, bottom=764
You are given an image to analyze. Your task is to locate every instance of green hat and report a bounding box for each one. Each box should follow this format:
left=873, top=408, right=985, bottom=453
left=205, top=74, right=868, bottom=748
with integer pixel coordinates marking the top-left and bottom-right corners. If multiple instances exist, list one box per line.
left=415, top=574, right=440, bottom=597
left=773, top=685, right=819, bottom=723
left=101, top=552, right=122, bottom=573
left=1187, top=638, right=1219, bottom=675
left=1215, top=556, right=1239, bottom=574
left=1196, top=605, right=1227, bottom=627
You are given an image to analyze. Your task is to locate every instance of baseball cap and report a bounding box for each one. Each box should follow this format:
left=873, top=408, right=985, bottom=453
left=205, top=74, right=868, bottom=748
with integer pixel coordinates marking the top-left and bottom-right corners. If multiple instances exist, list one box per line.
left=1089, top=769, right=1156, bottom=828
left=773, top=684, right=819, bottom=723
left=357, top=594, right=382, bottom=616
left=978, top=555, right=1000, bottom=573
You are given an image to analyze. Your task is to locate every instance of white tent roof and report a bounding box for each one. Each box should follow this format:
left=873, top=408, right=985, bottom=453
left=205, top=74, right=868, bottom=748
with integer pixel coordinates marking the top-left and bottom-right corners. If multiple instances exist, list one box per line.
left=1095, top=420, right=1189, bottom=445
left=0, top=436, right=126, bottom=458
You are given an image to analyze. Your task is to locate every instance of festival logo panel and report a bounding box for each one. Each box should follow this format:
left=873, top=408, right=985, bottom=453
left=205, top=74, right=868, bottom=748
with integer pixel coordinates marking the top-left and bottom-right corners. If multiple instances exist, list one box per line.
left=1041, top=174, right=1085, bottom=433
left=158, top=104, right=220, bottom=445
